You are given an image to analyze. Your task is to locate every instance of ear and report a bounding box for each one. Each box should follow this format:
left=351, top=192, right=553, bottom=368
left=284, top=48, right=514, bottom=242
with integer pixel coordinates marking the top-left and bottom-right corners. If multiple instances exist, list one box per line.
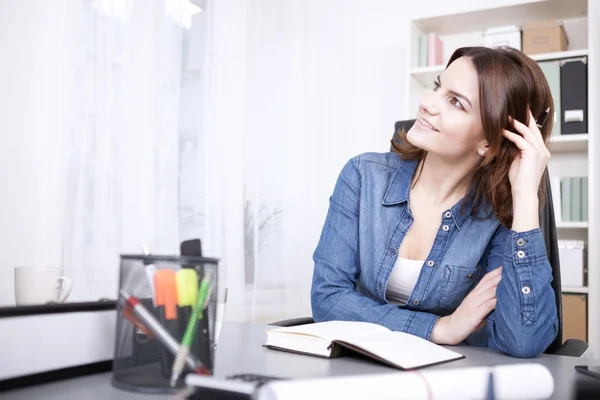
left=476, top=139, right=489, bottom=156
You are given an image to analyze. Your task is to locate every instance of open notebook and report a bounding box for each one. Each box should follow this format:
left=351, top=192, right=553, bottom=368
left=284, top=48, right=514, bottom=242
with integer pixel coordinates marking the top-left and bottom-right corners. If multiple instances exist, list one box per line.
left=264, top=321, right=464, bottom=370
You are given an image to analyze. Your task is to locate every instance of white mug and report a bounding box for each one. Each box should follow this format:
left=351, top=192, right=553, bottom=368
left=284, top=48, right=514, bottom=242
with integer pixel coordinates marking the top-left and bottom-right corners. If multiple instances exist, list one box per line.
left=14, top=267, right=73, bottom=306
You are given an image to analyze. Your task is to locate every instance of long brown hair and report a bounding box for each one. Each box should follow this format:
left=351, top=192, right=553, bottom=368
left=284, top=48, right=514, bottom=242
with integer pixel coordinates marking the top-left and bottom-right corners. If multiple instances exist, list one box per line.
left=392, top=46, right=553, bottom=228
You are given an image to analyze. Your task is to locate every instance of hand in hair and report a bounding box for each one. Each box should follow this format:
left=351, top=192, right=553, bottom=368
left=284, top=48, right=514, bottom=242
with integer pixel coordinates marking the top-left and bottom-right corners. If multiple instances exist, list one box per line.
left=503, top=109, right=551, bottom=195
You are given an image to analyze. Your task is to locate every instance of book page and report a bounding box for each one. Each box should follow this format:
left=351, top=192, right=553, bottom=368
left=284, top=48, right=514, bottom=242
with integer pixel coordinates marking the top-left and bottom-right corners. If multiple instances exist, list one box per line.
left=336, top=331, right=462, bottom=369
left=267, top=321, right=390, bottom=341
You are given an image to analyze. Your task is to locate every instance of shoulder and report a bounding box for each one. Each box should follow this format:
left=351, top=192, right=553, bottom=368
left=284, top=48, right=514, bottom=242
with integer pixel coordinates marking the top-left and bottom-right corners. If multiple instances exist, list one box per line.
left=353, top=152, right=404, bottom=168
left=337, top=152, right=415, bottom=196
left=343, top=152, right=406, bottom=175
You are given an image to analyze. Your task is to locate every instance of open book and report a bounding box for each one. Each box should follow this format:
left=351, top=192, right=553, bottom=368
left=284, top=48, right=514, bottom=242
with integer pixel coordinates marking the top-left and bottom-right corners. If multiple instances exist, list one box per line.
left=264, top=321, right=464, bottom=370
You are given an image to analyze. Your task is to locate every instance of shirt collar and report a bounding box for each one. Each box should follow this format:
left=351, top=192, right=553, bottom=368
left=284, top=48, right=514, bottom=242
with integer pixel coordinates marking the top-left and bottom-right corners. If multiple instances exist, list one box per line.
left=381, top=156, right=489, bottom=229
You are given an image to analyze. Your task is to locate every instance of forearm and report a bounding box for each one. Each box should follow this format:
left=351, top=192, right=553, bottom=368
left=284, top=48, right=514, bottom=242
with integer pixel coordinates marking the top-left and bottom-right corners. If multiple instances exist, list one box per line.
left=511, top=192, right=539, bottom=232
left=487, top=228, right=558, bottom=357
left=311, top=277, right=439, bottom=340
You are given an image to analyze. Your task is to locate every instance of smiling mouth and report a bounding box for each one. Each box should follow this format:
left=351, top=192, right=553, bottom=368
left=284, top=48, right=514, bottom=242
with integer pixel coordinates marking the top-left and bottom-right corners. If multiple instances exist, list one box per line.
left=418, top=117, right=439, bottom=132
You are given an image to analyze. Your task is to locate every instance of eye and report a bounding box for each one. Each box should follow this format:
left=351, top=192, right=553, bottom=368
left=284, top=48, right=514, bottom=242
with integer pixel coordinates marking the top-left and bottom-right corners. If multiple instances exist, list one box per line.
left=449, top=97, right=464, bottom=110
left=433, top=80, right=440, bottom=91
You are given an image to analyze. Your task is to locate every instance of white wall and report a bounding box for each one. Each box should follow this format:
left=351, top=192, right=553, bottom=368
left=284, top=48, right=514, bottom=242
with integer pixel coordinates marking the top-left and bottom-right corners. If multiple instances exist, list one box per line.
left=0, top=0, right=77, bottom=306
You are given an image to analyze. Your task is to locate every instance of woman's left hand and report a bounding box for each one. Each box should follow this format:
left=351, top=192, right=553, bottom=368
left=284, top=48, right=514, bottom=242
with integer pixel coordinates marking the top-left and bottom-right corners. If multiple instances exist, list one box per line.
left=502, top=109, right=551, bottom=199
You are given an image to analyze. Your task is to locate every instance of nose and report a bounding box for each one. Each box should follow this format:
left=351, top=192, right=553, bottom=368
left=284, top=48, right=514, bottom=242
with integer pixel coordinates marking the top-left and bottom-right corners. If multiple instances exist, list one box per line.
left=419, top=90, right=441, bottom=116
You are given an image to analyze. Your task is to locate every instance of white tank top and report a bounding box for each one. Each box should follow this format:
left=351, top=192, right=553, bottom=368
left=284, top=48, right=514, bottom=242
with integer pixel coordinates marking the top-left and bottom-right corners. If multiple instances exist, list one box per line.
left=386, top=257, right=425, bottom=306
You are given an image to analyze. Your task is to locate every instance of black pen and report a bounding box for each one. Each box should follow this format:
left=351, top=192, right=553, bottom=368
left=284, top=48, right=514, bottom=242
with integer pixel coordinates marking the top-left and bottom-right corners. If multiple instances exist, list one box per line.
left=536, top=106, right=551, bottom=129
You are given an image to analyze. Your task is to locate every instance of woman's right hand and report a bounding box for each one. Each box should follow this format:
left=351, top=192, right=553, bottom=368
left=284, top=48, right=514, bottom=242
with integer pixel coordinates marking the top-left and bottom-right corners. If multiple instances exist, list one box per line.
left=430, top=267, right=502, bottom=345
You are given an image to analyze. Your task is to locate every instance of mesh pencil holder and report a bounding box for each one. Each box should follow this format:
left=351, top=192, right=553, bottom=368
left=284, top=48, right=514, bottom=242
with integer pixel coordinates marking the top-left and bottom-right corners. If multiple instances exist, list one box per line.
left=111, top=254, right=219, bottom=394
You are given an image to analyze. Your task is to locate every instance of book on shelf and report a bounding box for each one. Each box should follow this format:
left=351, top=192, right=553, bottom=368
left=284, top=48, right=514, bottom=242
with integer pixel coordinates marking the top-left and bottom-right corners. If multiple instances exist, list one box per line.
left=560, top=176, right=588, bottom=223
left=427, top=32, right=443, bottom=67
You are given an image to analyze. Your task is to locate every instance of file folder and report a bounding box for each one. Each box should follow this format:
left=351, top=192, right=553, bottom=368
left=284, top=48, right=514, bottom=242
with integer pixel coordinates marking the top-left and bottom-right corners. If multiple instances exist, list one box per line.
left=560, top=57, right=588, bottom=135
left=538, top=60, right=561, bottom=136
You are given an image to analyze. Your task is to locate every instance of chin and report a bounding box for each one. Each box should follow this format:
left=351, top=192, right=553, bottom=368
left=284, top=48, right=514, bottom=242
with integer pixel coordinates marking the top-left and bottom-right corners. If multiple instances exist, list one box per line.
left=406, top=125, right=432, bottom=151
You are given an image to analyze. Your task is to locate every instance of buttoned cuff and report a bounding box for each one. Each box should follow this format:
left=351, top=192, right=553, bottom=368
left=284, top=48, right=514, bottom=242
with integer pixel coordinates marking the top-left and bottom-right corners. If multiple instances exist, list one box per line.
left=404, top=311, right=440, bottom=341
left=510, top=228, right=548, bottom=266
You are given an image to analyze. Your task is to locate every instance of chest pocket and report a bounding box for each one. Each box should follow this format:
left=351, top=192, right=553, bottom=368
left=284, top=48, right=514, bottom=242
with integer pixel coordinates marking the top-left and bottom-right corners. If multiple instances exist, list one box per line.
left=436, top=264, right=483, bottom=311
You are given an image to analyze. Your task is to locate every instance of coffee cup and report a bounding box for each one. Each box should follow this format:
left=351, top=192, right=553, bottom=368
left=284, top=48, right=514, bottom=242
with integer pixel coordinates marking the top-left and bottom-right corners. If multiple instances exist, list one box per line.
left=14, top=266, right=73, bottom=306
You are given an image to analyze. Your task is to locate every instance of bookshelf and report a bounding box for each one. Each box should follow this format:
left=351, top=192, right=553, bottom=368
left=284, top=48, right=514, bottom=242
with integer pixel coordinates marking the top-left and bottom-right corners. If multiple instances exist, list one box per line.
left=409, top=49, right=590, bottom=88
left=549, top=134, right=588, bottom=153
left=405, top=0, right=600, bottom=354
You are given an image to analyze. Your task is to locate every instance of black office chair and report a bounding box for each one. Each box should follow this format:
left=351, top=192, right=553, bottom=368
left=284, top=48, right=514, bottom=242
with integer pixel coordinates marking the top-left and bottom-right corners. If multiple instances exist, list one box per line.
left=272, top=119, right=588, bottom=357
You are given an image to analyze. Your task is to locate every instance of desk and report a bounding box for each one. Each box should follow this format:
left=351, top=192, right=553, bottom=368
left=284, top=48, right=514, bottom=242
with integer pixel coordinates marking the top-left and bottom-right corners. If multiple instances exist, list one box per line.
left=3, top=321, right=600, bottom=399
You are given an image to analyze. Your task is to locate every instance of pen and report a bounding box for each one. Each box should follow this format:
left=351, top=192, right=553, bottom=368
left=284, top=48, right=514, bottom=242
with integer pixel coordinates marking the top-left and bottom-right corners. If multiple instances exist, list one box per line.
left=170, top=273, right=213, bottom=386
left=536, top=106, right=551, bottom=129
left=486, top=371, right=495, bottom=400
left=119, top=290, right=208, bottom=374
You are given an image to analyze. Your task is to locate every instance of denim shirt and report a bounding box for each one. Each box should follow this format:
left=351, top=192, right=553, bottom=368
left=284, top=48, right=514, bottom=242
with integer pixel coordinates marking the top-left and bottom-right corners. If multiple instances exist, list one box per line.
left=311, top=152, right=558, bottom=358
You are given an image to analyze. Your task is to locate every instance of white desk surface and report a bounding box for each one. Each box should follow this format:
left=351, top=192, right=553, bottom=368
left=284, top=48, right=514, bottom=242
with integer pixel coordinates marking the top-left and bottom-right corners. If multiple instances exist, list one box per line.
left=3, top=321, right=600, bottom=399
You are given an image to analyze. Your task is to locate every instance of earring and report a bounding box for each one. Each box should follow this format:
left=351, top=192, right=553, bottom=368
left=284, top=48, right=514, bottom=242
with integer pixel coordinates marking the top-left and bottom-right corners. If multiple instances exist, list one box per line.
left=478, top=148, right=486, bottom=156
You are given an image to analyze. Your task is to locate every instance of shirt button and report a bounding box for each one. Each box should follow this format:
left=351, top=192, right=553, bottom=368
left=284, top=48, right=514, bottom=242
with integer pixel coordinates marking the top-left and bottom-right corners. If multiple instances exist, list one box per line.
left=517, top=250, right=525, bottom=258
left=516, top=238, right=526, bottom=246
left=390, top=248, right=397, bottom=255
left=521, top=286, right=531, bottom=295
left=442, top=225, right=449, bottom=232
left=467, top=273, right=474, bottom=279
left=427, top=260, right=435, bottom=267
left=413, top=299, right=420, bottom=305
left=445, top=211, right=452, bottom=218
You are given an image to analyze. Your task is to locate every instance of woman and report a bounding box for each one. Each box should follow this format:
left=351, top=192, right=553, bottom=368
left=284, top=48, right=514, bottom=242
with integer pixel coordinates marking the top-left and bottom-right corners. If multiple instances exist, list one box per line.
left=310, top=46, right=558, bottom=358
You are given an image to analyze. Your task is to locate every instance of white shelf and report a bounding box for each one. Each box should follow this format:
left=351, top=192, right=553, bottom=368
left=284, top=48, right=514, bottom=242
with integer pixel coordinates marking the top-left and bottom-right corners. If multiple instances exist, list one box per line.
left=409, top=65, right=444, bottom=87
left=410, top=50, right=589, bottom=88
left=563, top=286, right=589, bottom=294
left=548, top=134, right=588, bottom=153
left=412, top=0, right=587, bottom=36
left=557, top=221, right=589, bottom=229
left=529, top=49, right=588, bottom=62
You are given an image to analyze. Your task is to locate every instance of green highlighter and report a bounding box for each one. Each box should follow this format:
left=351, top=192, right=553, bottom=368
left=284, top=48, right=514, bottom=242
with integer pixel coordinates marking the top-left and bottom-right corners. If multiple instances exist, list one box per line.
left=170, top=273, right=212, bottom=386
left=175, top=269, right=201, bottom=356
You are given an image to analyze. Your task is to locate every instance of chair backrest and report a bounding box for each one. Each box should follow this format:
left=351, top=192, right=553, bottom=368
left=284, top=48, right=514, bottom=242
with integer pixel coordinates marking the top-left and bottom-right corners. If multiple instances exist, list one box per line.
left=392, top=119, right=563, bottom=354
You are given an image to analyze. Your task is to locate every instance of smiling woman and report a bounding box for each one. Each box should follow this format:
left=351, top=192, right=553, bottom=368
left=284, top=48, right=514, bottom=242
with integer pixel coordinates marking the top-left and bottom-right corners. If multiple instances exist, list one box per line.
left=398, top=46, right=553, bottom=228
left=311, top=46, right=559, bottom=358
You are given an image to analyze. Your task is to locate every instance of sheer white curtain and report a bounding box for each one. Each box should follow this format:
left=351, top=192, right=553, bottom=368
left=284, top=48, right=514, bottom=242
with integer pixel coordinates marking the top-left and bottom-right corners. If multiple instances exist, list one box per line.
left=61, top=0, right=405, bottom=322
left=63, top=0, right=201, bottom=301
left=203, top=0, right=406, bottom=323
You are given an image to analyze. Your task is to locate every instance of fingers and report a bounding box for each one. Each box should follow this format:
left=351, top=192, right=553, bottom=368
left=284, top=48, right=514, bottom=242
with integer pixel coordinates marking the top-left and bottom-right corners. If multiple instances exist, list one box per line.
left=527, top=109, right=549, bottom=148
left=464, top=268, right=502, bottom=306
left=479, top=266, right=503, bottom=283
left=502, top=128, right=530, bottom=151
left=471, top=267, right=502, bottom=293
left=509, top=112, right=548, bottom=150
left=480, top=297, right=497, bottom=315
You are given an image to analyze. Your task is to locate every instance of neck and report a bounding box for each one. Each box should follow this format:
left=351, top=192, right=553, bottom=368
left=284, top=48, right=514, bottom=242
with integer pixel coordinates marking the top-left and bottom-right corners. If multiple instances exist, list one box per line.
left=411, top=153, right=477, bottom=206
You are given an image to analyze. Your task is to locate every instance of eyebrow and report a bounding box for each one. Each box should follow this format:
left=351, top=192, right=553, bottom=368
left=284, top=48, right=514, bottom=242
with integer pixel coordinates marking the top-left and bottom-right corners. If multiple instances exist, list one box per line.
left=437, top=75, right=473, bottom=109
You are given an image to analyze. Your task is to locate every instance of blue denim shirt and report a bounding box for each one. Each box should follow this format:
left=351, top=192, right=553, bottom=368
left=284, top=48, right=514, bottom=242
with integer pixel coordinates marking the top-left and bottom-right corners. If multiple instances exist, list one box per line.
left=311, top=152, right=558, bottom=358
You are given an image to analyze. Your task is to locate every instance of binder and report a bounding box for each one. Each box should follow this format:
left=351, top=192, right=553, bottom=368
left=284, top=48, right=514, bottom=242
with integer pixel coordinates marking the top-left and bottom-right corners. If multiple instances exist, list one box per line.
left=560, top=57, right=588, bottom=135
left=571, top=177, right=582, bottom=222
left=561, top=178, right=572, bottom=222
left=582, top=176, right=588, bottom=222
left=538, top=61, right=561, bottom=136
left=419, top=35, right=428, bottom=67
